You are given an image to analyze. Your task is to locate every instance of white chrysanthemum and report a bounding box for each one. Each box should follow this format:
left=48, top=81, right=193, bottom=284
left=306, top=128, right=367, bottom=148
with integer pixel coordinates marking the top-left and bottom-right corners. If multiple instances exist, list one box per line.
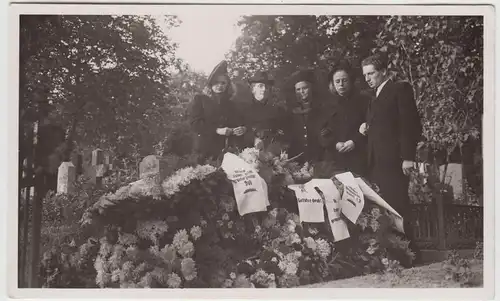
left=96, top=270, right=111, bottom=288
left=315, top=238, right=331, bottom=259
left=181, top=258, right=197, bottom=281
left=136, top=220, right=169, bottom=245
left=285, top=233, right=301, bottom=246
left=111, top=269, right=121, bottom=283
left=304, top=237, right=317, bottom=251
left=190, top=226, right=202, bottom=241
left=98, top=239, right=113, bottom=258
left=230, top=272, right=236, bottom=280
left=250, top=269, right=271, bottom=286
left=138, top=272, right=153, bottom=288
left=278, top=261, right=286, bottom=272
left=286, top=213, right=301, bottom=225
left=161, top=165, right=216, bottom=197
left=172, top=229, right=190, bottom=250
left=160, top=244, right=177, bottom=264
left=284, top=262, right=298, bottom=275
left=118, top=233, right=138, bottom=246
left=178, top=241, right=195, bottom=258
left=167, top=272, right=182, bottom=288
left=286, top=220, right=297, bottom=233
left=238, top=147, right=260, bottom=171
left=151, top=267, right=169, bottom=287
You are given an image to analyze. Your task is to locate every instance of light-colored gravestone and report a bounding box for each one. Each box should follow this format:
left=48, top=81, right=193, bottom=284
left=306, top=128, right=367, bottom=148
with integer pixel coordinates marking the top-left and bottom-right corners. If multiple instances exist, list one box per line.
left=57, top=162, right=76, bottom=194
left=439, top=163, right=463, bottom=199
left=139, top=155, right=169, bottom=184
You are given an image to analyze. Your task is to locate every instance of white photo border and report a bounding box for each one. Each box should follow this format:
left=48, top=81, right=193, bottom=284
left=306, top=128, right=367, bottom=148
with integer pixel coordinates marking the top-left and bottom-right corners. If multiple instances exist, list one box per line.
left=4, top=1, right=496, bottom=300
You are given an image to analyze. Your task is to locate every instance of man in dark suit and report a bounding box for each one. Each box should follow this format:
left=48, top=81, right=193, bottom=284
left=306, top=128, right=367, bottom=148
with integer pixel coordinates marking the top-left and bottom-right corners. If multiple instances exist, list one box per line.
left=361, top=53, right=423, bottom=267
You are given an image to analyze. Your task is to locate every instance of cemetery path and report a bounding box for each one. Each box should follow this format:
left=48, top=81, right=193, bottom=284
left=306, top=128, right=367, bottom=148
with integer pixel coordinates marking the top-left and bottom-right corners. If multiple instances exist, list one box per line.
left=303, top=260, right=483, bottom=288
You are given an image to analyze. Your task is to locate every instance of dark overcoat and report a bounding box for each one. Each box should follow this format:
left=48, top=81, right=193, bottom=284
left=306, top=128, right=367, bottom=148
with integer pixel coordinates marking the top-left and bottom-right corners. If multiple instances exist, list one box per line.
left=282, top=105, right=327, bottom=164
left=366, top=79, right=422, bottom=253
left=319, top=90, right=370, bottom=176
left=188, top=93, right=247, bottom=160
left=240, top=98, right=288, bottom=147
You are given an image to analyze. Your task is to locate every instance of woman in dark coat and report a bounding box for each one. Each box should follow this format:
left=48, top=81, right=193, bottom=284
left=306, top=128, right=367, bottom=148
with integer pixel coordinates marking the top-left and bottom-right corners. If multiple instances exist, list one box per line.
left=188, top=60, right=248, bottom=161
left=241, top=71, right=288, bottom=151
left=319, top=60, right=370, bottom=176
left=282, top=69, right=328, bottom=164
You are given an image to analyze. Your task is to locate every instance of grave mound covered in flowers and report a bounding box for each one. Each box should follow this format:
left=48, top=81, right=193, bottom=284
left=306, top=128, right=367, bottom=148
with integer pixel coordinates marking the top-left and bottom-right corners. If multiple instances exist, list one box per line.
left=40, top=147, right=414, bottom=288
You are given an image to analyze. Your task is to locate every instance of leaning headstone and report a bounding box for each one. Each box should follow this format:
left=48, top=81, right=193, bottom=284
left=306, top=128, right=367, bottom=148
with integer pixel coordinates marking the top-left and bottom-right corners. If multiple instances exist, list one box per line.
left=57, top=162, right=76, bottom=194
left=139, top=155, right=169, bottom=184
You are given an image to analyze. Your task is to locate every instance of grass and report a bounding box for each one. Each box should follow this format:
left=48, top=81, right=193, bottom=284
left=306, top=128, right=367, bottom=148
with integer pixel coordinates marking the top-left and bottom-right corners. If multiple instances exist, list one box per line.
left=303, top=260, right=483, bottom=288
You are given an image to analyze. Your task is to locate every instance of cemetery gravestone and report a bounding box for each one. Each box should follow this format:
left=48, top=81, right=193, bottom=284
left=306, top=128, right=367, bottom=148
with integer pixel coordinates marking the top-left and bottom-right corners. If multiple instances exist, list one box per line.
left=57, top=161, right=76, bottom=194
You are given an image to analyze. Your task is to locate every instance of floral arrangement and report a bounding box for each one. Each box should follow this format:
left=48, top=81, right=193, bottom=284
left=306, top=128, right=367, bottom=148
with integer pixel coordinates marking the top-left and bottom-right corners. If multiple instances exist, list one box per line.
left=41, top=146, right=413, bottom=288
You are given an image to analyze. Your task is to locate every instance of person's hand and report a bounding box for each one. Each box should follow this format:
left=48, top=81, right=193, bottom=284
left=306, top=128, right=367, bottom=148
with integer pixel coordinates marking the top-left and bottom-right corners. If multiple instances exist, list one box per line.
left=336, top=142, right=345, bottom=151
left=402, top=160, right=416, bottom=176
left=254, top=138, right=264, bottom=150
left=359, top=123, right=368, bottom=136
left=233, top=126, right=247, bottom=136
left=339, top=140, right=355, bottom=153
left=216, top=127, right=232, bottom=136
left=320, top=128, right=331, bottom=137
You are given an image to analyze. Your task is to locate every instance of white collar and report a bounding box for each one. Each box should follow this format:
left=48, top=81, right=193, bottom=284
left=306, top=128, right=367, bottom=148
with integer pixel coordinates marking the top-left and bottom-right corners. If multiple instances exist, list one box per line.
left=376, top=79, right=390, bottom=98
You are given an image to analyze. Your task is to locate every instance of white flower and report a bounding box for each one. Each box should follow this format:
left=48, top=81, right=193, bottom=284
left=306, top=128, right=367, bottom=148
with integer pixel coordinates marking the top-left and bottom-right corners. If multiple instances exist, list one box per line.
left=285, top=262, right=298, bottom=275
left=381, top=258, right=389, bottom=265
left=136, top=220, right=169, bottom=245
left=162, top=165, right=216, bottom=197
left=178, top=241, right=195, bottom=258
left=118, top=233, right=139, bottom=246
left=190, top=226, right=202, bottom=241
left=238, top=147, right=260, bottom=171
left=222, top=213, right=230, bottom=221
left=200, top=219, right=208, bottom=228
left=230, top=272, right=236, bottom=280
left=255, top=225, right=262, bottom=233
left=181, top=258, right=197, bottom=281
left=172, top=229, right=190, bottom=250
left=271, top=257, right=278, bottom=262
left=315, top=238, right=331, bottom=259
left=304, top=237, right=317, bottom=251
left=287, top=220, right=297, bottom=233
left=228, top=221, right=234, bottom=229
left=167, top=273, right=182, bottom=288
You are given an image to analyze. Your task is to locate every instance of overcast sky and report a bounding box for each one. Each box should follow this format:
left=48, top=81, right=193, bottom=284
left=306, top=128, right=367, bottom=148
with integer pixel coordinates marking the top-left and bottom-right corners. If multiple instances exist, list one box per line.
left=166, top=13, right=242, bottom=75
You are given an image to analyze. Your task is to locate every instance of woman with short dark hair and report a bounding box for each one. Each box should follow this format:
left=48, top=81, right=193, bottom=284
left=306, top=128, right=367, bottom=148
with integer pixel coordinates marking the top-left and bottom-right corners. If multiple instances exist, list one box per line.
left=282, top=69, right=327, bottom=164
left=319, top=59, right=371, bottom=176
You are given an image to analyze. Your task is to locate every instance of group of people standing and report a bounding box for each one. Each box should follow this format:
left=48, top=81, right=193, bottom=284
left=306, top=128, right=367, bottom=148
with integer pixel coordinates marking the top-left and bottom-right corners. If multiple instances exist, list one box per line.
left=188, top=52, right=422, bottom=267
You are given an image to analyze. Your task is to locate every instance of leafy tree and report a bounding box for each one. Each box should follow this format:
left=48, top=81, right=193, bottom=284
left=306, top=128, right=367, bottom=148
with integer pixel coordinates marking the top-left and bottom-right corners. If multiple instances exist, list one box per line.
left=21, top=15, right=182, bottom=166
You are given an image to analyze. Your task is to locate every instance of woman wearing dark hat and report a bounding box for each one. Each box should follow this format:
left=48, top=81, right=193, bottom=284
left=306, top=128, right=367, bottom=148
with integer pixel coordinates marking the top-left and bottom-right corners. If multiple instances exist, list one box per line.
left=282, top=69, right=328, bottom=164
left=319, top=59, right=371, bottom=176
left=242, top=71, right=287, bottom=151
left=188, top=60, right=248, bottom=161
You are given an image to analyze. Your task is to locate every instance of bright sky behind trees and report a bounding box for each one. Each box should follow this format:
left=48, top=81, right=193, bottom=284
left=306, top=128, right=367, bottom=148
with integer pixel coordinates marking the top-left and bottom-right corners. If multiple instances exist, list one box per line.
left=167, top=13, right=242, bottom=75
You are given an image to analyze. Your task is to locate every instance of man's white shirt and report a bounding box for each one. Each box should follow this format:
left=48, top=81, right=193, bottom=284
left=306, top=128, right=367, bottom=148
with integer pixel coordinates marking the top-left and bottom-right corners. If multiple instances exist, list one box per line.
left=376, top=79, right=390, bottom=98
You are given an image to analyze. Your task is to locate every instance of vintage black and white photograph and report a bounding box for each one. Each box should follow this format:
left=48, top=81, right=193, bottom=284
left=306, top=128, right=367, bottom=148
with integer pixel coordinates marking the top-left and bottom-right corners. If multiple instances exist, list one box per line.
left=9, top=2, right=495, bottom=298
